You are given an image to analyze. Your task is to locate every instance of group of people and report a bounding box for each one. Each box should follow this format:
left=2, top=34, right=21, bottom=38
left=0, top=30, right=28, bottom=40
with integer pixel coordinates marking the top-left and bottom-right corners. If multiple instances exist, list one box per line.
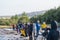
left=12, top=19, right=59, bottom=40
left=41, top=19, right=59, bottom=40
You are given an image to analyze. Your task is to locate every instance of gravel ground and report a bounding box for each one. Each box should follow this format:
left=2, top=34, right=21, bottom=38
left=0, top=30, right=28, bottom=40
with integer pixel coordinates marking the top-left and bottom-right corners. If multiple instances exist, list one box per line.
left=0, top=28, right=29, bottom=40
left=0, top=28, right=60, bottom=40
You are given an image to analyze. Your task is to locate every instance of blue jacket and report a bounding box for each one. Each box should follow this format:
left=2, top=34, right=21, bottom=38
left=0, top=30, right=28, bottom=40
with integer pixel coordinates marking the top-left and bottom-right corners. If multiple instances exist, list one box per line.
left=36, top=23, right=40, bottom=31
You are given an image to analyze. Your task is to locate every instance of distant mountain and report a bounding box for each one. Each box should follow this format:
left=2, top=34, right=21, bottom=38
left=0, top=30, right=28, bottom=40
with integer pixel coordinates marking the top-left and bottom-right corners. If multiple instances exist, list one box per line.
left=0, top=11, right=46, bottom=19
left=18, top=11, right=46, bottom=18
left=0, top=16, right=11, bottom=19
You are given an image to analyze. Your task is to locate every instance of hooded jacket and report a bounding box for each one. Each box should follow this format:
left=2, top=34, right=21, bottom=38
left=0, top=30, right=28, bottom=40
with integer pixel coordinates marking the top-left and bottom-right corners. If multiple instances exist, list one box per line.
left=47, top=20, right=59, bottom=40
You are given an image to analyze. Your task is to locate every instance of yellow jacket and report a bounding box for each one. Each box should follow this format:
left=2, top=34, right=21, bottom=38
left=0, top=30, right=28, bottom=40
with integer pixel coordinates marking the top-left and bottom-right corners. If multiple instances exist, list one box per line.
left=41, top=23, right=47, bottom=28
left=21, top=29, right=25, bottom=36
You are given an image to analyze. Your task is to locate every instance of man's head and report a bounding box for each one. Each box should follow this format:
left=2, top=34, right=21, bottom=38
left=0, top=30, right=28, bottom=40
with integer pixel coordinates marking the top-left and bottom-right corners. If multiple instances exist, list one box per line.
left=43, top=22, right=46, bottom=24
left=37, top=20, right=40, bottom=23
left=51, top=20, right=57, bottom=30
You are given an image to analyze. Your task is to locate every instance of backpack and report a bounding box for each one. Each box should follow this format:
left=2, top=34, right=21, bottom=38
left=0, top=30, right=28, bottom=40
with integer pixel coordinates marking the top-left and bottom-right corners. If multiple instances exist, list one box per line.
left=42, top=30, right=48, bottom=38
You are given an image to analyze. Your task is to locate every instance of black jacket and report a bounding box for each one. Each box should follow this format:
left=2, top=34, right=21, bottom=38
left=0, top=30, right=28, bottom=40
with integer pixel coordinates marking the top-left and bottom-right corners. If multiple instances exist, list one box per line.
left=28, top=24, right=33, bottom=32
left=28, top=24, right=33, bottom=36
left=47, top=30, right=59, bottom=40
left=47, top=20, right=59, bottom=40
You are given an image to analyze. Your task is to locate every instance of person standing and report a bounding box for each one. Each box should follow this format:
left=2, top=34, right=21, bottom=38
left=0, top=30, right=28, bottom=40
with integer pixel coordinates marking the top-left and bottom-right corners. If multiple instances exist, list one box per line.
left=18, top=23, right=22, bottom=34
left=35, top=20, right=40, bottom=38
left=47, top=19, right=59, bottom=40
left=28, top=21, right=33, bottom=40
left=16, top=24, right=19, bottom=33
left=12, top=24, right=15, bottom=30
left=41, top=22, right=47, bottom=30
left=24, top=23, right=28, bottom=37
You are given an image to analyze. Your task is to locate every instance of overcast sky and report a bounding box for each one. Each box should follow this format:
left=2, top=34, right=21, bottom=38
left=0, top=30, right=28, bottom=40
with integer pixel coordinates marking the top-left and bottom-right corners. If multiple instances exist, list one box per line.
left=0, top=0, right=60, bottom=16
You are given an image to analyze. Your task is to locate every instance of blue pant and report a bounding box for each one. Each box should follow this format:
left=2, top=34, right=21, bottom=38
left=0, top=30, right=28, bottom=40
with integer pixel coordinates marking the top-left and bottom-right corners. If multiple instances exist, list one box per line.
left=36, top=30, right=39, bottom=37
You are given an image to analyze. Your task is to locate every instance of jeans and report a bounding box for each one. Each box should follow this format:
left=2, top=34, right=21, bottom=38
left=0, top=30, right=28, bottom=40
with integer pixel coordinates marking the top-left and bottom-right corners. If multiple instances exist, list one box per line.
left=36, top=30, right=39, bottom=37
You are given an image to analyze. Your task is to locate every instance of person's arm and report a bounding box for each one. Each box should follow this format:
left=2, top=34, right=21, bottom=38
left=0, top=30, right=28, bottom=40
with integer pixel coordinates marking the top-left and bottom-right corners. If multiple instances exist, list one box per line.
left=47, top=32, right=52, bottom=40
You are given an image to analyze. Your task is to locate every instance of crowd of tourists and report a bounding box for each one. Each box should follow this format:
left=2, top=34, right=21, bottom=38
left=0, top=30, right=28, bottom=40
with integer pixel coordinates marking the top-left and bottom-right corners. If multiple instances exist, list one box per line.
left=12, top=19, right=60, bottom=40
